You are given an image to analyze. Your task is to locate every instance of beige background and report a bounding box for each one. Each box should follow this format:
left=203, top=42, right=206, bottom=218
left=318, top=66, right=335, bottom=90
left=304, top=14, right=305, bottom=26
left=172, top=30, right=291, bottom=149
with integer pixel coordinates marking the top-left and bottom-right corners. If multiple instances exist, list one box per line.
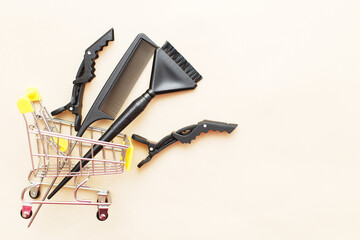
left=1, top=0, right=360, bottom=239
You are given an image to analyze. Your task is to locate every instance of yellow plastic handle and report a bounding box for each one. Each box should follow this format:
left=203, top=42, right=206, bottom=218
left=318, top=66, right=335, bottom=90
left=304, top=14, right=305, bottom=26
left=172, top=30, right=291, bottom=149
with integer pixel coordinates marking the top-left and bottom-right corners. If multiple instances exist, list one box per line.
left=25, top=87, right=42, bottom=101
left=125, top=137, right=134, bottom=171
left=17, top=97, right=34, bottom=114
left=17, top=87, right=42, bottom=114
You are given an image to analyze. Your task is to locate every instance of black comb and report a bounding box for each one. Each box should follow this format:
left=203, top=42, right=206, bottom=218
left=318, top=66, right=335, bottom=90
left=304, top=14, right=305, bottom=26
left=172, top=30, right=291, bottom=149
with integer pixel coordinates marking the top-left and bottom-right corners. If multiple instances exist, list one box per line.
left=76, top=33, right=158, bottom=137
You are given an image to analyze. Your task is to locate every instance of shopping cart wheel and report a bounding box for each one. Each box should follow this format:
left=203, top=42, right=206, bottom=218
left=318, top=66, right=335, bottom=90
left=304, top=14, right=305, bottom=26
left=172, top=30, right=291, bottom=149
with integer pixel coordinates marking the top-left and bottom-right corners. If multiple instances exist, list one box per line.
left=29, top=189, right=40, bottom=199
left=96, top=210, right=108, bottom=221
left=20, top=209, right=33, bottom=219
left=21, top=204, right=33, bottom=219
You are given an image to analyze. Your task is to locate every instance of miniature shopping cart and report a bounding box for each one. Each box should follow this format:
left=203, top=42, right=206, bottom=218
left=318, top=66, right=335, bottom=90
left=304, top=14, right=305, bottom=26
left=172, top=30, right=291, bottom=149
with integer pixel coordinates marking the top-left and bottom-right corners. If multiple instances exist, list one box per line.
left=17, top=88, right=133, bottom=223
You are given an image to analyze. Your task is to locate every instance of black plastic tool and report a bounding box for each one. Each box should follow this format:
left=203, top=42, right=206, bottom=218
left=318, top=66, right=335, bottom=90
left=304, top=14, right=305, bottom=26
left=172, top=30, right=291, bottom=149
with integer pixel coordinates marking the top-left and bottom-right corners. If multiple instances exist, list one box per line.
left=76, top=34, right=158, bottom=137
left=47, top=41, right=203, bottom=199
left=132, top=120, right=238, bottom=167
left=51, top=29, right=114, bottom=131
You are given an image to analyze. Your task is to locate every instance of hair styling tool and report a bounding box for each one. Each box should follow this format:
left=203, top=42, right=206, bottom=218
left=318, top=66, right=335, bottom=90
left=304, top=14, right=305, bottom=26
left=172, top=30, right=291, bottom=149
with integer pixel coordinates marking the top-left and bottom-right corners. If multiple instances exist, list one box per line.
left=48, top=41, right=203, bottom=199
left=51, top=29, right=114, bottom=131
left=76, top=34, right=158, bottom=137
left=132, top=120, right=238, bottom=167
left=27, top=29, right=114, bottom=226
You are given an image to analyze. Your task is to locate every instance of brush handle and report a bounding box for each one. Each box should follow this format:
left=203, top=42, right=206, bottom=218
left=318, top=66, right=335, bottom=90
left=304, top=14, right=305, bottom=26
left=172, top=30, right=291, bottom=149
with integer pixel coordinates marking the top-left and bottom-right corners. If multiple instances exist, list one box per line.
left=99, top=89, right=155, bottom=141
left=47, top=89, right=155, bottom=199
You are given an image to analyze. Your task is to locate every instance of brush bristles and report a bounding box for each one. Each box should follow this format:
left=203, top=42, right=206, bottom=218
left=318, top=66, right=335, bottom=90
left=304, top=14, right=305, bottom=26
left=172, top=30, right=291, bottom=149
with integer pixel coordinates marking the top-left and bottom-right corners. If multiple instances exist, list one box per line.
left=161, top=41, right=202, bottom=83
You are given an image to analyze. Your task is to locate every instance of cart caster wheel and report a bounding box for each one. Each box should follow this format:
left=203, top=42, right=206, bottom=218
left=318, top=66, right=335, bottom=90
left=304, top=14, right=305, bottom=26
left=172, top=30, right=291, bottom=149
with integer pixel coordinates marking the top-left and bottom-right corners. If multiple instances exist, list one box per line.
left=20, top=209, right=32, bottom=219
left=29, top=189, right=40, bottom=199
left=96, top=211, right=108, bottom=221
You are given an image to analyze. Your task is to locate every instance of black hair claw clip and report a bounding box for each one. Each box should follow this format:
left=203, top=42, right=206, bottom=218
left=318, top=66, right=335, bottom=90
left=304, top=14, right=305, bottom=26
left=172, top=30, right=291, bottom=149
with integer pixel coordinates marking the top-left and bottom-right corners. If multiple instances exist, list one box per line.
left=132, top=120, right=238, bottom=168
left=51, top=29, right=114, bottom=131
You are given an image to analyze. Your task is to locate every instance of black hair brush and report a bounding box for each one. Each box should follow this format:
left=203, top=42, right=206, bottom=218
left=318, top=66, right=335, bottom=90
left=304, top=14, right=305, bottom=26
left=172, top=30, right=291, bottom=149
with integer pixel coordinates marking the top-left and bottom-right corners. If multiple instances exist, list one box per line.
left=47, top=41, right=202, bottom=199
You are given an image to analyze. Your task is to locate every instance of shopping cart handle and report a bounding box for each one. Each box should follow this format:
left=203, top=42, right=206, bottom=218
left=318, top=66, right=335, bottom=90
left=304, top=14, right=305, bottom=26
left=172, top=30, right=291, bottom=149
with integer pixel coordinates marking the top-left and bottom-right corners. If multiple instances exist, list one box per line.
left=132, top=120, right=238, bottom=168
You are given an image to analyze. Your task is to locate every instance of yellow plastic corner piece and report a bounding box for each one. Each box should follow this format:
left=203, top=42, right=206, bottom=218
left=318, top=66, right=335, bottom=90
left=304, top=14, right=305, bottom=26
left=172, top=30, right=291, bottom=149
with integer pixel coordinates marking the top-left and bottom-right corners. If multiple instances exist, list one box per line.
left=53, top=137, right=68, bottom=152
left=17, top=97, right=34, bottom=114
left=26, top=87, right=42, bottom=101
left=125, top=137, right=134, bottom=171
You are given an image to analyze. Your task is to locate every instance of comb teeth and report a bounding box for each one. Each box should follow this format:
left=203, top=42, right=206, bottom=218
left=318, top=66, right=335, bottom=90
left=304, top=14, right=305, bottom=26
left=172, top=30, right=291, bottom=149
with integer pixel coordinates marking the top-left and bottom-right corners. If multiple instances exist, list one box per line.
left=161, top=41, right=202, bottom=83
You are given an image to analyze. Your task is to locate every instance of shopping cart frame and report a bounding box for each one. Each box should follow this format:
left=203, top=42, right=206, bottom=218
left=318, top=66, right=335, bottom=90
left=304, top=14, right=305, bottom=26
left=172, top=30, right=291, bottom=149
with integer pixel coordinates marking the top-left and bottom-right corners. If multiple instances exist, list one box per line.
left=17, top=88, right=133, bottom=222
